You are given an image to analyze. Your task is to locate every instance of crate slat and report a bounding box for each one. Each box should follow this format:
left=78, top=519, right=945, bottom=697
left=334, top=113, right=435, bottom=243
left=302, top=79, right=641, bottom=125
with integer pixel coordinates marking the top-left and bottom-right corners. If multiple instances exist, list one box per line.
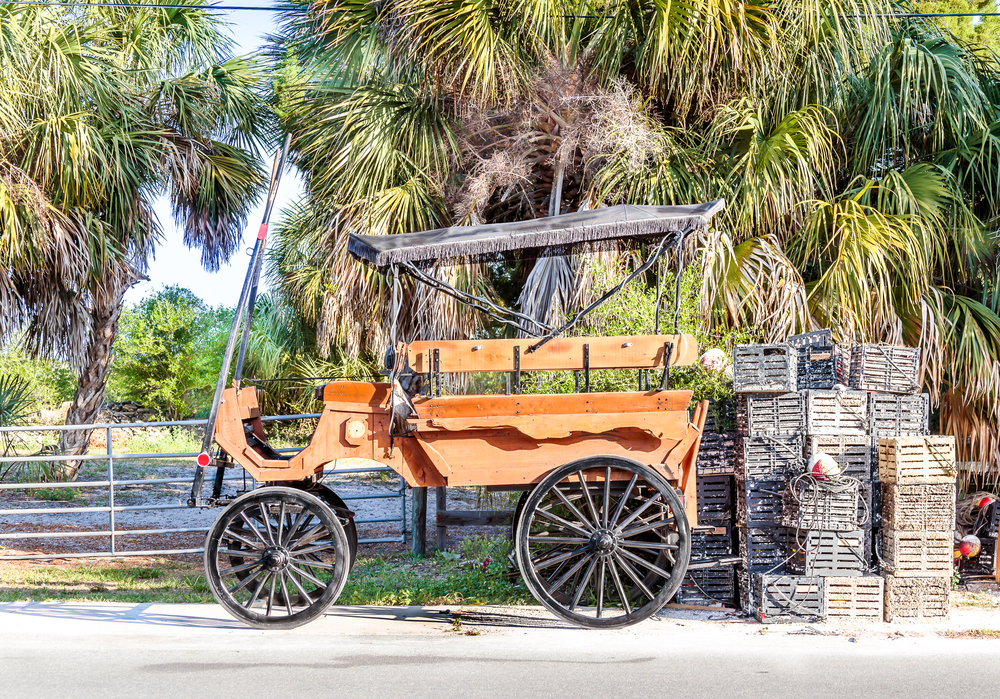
left=825, top=576, right=884, bottom=619
left=754, top=575, right=825, bottom=622
left=696, top=475, right=733, bottom=521
left=883, top=575, right=949, bottom=622
left=692, top=523, right=735, bottom=558
left=737, top=392, right=806, bottom=436
left=733, top=345, right=797, bottom=393
left=787, top=329, right=833, bottom=349
left=880, top=483, right=955, bottom=531
left=796, top=345, right=838, bottom=390
left=697, top=431, right=737, bottom=476
left=878, top=437, right=957, bottom=485
left=677, top=566, right=737, bottom=606
left=738, top=434, right=804, bottom=481
left=788, top=529, right=871, bottom=577
left=850, top=345, right=921, bottom=394
left=881, top=529, right=952, bottom=577
left=868, top=393, right=929, bottom=437
left=740, top=526, right=794, bottom=574
left=739, top=480, right=788, bottom=527
left=804, top=390, right=868, bottom=436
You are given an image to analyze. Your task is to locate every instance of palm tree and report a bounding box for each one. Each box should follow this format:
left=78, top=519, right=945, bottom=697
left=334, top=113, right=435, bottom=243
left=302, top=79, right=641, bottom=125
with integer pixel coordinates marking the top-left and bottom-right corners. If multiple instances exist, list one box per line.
left=271, top=0, right=1000, bottom=476
left=0, top=3, right=270, bottom=475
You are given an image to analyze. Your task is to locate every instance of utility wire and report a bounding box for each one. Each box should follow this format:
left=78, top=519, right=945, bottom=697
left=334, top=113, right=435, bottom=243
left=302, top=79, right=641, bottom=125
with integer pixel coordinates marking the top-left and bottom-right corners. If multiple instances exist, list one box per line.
left=6, top=1, right=1000, bottom=17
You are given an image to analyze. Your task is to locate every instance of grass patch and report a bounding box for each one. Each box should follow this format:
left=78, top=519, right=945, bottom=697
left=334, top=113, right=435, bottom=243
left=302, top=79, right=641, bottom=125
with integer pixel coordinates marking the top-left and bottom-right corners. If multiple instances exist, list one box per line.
left=944, top=629, right=1000, bottom=639
left=0, top=537, right=532, bottom=607
left=0, top=560, right=213, bottom=604
left=34, top=488, right=78, bottom=502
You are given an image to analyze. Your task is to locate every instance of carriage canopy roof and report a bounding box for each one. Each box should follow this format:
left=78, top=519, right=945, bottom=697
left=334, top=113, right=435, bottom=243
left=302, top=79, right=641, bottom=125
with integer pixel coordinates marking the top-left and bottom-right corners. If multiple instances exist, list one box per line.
left=348, top=199, right=726, bottom=268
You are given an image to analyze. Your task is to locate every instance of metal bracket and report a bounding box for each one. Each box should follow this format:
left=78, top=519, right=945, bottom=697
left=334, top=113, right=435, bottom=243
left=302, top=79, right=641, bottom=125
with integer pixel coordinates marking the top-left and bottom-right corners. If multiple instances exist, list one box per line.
left=583, top=344, right=590, bottom=393
left=514, top=346, right=521, bottom=395
left=433, top=348, right=441, bottom=397
left=658, top=341, right=674, bottom=392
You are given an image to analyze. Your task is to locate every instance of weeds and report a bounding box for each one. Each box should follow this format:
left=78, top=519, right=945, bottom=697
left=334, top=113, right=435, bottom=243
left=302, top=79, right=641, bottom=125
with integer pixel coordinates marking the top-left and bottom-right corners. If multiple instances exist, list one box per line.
left=34, top=488, right=78, bottom=502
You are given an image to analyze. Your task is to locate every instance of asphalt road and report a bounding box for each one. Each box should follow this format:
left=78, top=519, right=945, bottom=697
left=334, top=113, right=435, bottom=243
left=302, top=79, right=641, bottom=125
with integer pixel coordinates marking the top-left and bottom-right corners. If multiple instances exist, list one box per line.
left=2, top=602, right=998, bottom=699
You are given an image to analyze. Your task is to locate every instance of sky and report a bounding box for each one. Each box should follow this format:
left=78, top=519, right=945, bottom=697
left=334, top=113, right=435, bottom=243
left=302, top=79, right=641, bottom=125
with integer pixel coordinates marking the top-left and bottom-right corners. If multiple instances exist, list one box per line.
left=124, top=9, right=302, bottom=309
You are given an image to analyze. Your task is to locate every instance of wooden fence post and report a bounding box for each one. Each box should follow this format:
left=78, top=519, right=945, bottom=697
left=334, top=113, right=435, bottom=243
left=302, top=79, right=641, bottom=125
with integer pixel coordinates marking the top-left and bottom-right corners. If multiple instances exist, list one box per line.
left=411, top=487, right=427, bottom=557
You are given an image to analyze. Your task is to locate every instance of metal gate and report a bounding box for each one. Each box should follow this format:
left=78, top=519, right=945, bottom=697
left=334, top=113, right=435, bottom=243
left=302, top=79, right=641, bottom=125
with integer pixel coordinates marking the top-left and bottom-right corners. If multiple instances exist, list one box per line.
left=0, top=415, right=406, bottom=561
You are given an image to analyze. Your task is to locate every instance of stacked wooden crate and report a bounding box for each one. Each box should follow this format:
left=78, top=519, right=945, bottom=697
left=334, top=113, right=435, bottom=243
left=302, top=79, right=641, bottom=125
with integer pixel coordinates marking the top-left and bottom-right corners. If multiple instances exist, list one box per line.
left=879, top=436, right=956, bottom=621
left=732, top=344, right=812, bottom=620
left=681, top=400, right=738, bottom=606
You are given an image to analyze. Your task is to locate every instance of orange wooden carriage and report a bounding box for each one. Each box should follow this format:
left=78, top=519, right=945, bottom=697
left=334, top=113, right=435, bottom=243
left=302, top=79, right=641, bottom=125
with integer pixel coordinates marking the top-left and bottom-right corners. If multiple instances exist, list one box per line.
left=193, top=200, right=728, bottom=629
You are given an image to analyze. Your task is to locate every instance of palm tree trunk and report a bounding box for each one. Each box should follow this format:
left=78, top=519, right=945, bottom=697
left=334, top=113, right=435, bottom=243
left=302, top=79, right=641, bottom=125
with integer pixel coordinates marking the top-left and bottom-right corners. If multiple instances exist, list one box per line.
left=57, top=279, right=129, bottom=480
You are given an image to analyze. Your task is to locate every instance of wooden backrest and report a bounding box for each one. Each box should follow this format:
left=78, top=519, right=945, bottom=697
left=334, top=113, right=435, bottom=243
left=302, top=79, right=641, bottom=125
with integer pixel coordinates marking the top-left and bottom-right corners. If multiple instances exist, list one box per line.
left=404, top=334, right=698, bottom=374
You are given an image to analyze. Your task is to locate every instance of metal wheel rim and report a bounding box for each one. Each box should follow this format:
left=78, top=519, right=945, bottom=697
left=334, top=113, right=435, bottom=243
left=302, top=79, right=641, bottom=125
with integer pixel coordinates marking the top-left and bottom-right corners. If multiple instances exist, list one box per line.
left=516, top=456, right=690, bottom=629
left=204, top=487, right=350, bottom=629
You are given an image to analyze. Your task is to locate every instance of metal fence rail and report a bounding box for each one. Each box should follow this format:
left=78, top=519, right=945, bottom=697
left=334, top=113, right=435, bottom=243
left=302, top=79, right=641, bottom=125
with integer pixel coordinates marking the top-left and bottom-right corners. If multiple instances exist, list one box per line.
left=0, top=415, right=407, bottom=561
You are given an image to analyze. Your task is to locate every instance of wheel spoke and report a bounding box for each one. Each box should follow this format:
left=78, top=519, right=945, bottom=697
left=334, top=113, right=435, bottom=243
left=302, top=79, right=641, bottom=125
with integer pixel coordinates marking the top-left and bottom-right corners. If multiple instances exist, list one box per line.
left=218, top=559, right=264, bottom=577
left=266, top=573, right=277, bottom=615
left=607, top=557, right=631, bottom=615
left=612, top=552, right=656, bottom=602
left=285, top=569, right=315, bottom=605
left=576, top=470, right=601, bottom=527
left=595, top=558, right=606, bottom=619
left=228, top=566, right=266, bottom=595
left=293, top=542, right=336, bottom=557
left=279, top=573, right=295, bottom=616
left=569, top=557, right=597, bottom=611
left=289, top=524, right=328, bottom=551
left=244, top=571, right=271, bottom=609
left=282, top=510, right=309, bottom=548
left=222, top=528, right=264, bottom=552
left=237, top=512, right=268, bottom=547
left=277, top=501, right=286, bottom=545
left=527, top=535, right=590, bottom=545
left=621, top=516, right=676, bottom=539
left=609, top=473, right=638, bottom=528
left=258, top=504, right=278, bottom=547
left=550, top=488, right=596, bottom=533
left=289, top=556, right=336, bottom=570
left=288, top=563, right=329, bottom=590
left=534, top=507, right=591, bottom=538
left=546, top=552, right=593, bottom=595
left=532, top=545, right=589, bottom=572
left=614, top=492, right=663, bottom=534
left=619, top=541, right=679, bottom=551
left=602, top=467, right=611, bottom=528
left=618, top=547, right=672, bottom=581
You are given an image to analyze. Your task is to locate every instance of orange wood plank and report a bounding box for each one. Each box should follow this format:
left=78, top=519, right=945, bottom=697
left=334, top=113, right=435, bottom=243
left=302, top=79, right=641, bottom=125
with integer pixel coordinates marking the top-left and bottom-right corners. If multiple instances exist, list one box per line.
left=419, top=412, right=687, bottom=441
left=414, top=390, right=693, bottom=418
left=405, top=334, right=698, bottom=373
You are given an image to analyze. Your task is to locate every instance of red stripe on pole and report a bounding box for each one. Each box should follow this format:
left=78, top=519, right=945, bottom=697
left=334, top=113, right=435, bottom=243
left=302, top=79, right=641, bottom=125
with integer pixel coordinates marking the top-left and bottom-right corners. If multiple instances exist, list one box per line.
left=257, top=223, right=268, bottom=240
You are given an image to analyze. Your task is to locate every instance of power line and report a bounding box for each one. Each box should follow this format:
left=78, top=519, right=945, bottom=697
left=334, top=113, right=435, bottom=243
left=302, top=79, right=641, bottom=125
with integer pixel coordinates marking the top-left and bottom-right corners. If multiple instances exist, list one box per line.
left=5, top=1, right=1000, bottom=18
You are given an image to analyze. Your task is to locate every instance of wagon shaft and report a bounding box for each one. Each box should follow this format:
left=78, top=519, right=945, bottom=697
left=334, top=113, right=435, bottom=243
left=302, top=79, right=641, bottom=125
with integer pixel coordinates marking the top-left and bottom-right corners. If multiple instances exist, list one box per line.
left=212, top=334, right=708, bottom=526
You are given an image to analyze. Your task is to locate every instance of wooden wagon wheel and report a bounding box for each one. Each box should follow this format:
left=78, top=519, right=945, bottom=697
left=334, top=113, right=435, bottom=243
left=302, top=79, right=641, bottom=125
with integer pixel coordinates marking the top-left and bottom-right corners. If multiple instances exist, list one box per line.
left=296, top=482, right=359, bottom=568
left=515, top=456, right=690, bottom=629
left=204, top=487, right=350, bottom=629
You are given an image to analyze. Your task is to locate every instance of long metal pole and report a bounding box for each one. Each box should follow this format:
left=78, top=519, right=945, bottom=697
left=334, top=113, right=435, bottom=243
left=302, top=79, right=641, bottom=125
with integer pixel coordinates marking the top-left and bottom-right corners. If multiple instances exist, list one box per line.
left=189, top=135, right=292, bottom=507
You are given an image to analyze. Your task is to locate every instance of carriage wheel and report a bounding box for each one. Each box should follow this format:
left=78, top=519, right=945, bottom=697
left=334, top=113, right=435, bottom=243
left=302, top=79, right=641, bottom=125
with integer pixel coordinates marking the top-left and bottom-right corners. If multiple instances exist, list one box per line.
left=204, top=487, right=350, bottom=629
left=515, top=456, right=690, bottom=629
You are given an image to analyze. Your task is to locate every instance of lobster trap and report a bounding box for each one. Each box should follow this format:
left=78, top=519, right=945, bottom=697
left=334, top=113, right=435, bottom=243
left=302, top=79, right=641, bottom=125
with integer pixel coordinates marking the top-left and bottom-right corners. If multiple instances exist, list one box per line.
left=804, top=390, right=868, bottom=436
left=849, top=345, right=921, bottom=394
left=736, top=392, right=806, bottom=436
left=733, top=345, right=797, bottom=393
left=868, top=393, right=929, bottom=437
left=754, top=575, right=826, bottom=623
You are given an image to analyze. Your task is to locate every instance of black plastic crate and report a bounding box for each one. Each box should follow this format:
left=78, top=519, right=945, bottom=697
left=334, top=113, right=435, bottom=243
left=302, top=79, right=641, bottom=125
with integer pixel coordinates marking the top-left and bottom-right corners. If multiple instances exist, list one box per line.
left=806, top=435, right=872, bottom=481
left=692, top=523, right=734, bottom=559
left=736, top=393, right=806, bottom=436
left=787, top=329, right=833, bottom=349
left=960, top=536, right=997, bottom=577
left=733, top=344, right=797, bottom=393
left=740, top=526, right=794, bottom=573
left=754, top=575, right=826, bottom=622
left=739, top=480, right=787, bottom=527
left=788, top=528, right=871, bottom=577
left=868, top=393, right=929, bottom=437
left=697, top=431, right=737, bottom=476
left=696, top=475, right=733, bottom=521
left=849, top=344, right=921, bottom=394
left=738, top=434, right=803, bottom=480
left=796, top=345, right=838, bottom=390
left=677, top=566, right=737, bottom=606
